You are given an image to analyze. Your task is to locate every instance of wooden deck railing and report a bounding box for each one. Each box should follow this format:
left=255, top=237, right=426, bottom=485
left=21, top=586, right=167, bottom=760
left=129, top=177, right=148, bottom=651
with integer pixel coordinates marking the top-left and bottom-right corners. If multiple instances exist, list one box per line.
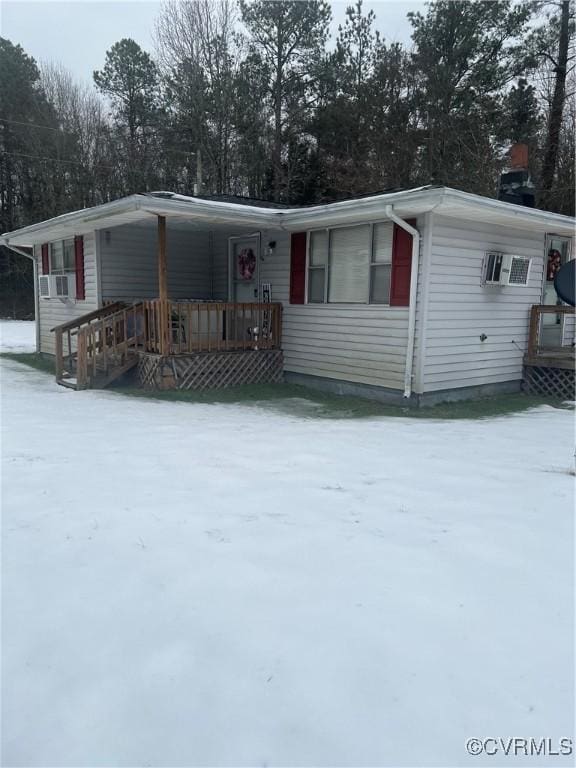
left=52, top=302, right=144, bottom=386
left=142, top=300, right=283, bottom=355
left=52, top=300, right=283, bottom=385
left=527, top=304, right=576, bottom=360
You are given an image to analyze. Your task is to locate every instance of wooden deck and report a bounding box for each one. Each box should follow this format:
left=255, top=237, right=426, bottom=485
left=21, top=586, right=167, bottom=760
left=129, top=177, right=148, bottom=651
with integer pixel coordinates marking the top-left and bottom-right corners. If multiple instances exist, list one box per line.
left=524, top=305, right=575, bottom=367
left=51, top=300, right=283, bottom=390
left=523, top=304, right=575, bottom=398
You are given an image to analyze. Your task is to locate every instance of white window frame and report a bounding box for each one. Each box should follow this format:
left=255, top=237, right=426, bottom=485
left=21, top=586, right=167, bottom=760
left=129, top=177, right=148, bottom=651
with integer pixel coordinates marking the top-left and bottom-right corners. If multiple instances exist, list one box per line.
left=306, top=229, right=329, bottom=303
left=369, top=222, right=394, bottom=305
left=49, top=238, right=76, bottom=276
left=306, top=221, right=395, bottom=306
left=482, top=251, right=504, bottom=285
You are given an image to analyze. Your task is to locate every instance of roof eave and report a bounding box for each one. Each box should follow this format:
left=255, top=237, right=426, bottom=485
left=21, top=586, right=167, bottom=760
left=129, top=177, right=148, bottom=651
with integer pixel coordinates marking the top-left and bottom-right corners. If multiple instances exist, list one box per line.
left=440, top=188, right=575, bottom=235
left=1, top=186, right=574, bottom=246
left=0, top=196, right=146, bottom=247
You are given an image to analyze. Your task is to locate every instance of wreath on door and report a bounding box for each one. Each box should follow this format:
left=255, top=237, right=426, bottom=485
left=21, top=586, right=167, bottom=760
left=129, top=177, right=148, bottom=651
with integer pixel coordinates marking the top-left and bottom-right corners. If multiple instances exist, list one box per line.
left=547, top=248, right=562, bottom=282
left=238, top=247, right=256, bottom=280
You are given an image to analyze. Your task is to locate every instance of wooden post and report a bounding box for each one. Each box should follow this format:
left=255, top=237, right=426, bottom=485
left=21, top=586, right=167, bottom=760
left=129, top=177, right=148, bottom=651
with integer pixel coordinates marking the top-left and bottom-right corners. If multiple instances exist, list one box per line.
left=76, top=330, right=87, bottom=389
left=55, top=329, right=63, bottom=381
left=528, top=305, right=540, bottom=358
left=157, top=215, right=169, bottom=356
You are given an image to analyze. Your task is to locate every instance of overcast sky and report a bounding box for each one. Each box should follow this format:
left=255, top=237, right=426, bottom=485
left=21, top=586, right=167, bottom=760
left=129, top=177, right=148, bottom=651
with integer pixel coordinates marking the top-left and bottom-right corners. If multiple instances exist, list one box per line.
left=1, top=1, right=426, bottom=86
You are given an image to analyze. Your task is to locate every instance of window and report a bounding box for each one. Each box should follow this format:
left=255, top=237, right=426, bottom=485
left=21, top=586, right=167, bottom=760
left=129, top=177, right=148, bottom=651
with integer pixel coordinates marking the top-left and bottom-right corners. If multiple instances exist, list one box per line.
left=307, top=222, right=394, bottom=304
left=483, top=252, right=504, bottom=284
left=328, top=225, right=370, bottom=303
left=308, top=230, right=328, bottom=303
left=370, top=222, right=393, bottom=304
left=50, top=239, right=75, bottom=275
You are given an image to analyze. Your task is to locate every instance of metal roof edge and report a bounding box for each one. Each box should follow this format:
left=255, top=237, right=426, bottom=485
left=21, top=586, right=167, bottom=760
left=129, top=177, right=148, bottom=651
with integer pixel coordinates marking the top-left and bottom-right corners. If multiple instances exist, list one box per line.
left=139, top=196, right=281, bottom=225
left=1, top=187, right=574, bottom=246
left=440, top=187, right=575, bottom=230
left=0, top=196, right=146, bottom=245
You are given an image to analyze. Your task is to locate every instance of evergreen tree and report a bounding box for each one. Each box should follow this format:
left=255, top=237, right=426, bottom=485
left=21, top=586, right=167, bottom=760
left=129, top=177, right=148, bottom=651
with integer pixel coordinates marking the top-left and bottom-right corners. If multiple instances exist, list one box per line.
left=239, top=0, right=331, bottom=201
left=94, top=38, right=161, bottom=192
left=409, top=0, right=532, bottom=194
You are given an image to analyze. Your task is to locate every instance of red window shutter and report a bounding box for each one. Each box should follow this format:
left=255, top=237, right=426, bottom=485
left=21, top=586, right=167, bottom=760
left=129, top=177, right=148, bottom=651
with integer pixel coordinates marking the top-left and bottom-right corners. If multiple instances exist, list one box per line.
left=41, top=243, right=50, bottom=274
left=390, top=219, right=417, bottom=307
left=289, top=232, right=307, bottom=304
left=74, top=235, right=85, bottom=300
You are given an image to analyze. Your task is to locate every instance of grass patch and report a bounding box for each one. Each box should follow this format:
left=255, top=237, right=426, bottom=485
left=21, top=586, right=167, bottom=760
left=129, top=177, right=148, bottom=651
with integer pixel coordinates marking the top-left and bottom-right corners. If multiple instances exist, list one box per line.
left=2, top=351, right=569, bottom=420
left=111, top=381, right=567, bottom=420
left=0, top=352, right=54, bottom=375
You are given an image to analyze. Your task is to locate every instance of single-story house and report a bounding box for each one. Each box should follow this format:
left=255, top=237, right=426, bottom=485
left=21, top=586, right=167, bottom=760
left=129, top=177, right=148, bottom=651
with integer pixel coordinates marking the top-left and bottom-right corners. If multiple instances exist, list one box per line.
left=1, top=185, right=574, bottom=404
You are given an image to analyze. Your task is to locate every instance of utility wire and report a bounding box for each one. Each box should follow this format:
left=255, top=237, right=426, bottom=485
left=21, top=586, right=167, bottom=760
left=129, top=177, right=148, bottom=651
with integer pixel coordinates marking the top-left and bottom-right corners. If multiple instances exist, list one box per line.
left=1, top=149, right=573, bottom=195
left=0, top=116, right=200, bottom=161
left=0, top=150, right=118, bottom=172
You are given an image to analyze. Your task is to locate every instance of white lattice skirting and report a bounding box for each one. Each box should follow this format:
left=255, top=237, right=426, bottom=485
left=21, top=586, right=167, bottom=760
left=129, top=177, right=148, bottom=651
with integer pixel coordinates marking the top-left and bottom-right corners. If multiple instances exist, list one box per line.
left=136, top=350, right=284, bottom=390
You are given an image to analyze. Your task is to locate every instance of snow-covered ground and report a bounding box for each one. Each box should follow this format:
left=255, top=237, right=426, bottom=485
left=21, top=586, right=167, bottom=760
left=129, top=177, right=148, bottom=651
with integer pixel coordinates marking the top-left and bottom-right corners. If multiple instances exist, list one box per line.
left=1, top=321, right=574, bottom=767
left=0, top=319, right=36, bottom=353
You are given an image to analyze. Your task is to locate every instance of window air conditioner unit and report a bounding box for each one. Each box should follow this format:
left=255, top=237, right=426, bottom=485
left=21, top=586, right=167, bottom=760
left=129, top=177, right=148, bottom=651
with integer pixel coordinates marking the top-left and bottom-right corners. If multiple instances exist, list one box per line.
left=38, top=274, right=75, bottom=299
left=500, top=254, right=531, bottom=286
left=483, top=252, right=531, bottom=287
left=38, top=275, right=51, bottom=299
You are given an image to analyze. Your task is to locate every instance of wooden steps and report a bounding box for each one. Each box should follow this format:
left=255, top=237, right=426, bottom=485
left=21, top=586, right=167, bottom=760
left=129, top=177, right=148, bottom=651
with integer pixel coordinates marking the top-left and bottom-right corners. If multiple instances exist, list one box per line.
left=89, top=355, right=139, bottom=389
left=52, top=302, right=144, bottom=391
left=57, top=352, right=138, bottom=390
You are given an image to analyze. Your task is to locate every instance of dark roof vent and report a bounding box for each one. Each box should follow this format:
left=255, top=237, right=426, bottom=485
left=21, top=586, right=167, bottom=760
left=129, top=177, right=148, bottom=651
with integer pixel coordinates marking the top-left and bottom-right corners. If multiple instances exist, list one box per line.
left=147, top=191, right=176, bottom=199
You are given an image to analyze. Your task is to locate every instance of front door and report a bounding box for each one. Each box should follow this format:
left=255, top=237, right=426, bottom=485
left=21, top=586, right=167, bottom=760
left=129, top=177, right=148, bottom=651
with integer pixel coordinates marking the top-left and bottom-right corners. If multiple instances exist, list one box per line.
left=229, top=235, right=260, bottom=302
left=228, top=235, right=260, bottom=345
left=542, top=236, right=572, bottom=346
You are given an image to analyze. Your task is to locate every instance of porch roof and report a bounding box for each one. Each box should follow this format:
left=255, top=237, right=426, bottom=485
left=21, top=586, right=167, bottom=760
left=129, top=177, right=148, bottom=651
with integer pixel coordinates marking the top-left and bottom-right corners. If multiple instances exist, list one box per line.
left=1, top=186, right=574, bottom=248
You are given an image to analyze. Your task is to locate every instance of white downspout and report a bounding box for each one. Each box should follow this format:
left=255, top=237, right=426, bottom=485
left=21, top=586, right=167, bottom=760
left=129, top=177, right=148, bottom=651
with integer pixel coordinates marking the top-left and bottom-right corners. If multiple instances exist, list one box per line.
left=384, top=205, right=420, bottom=399
left=2, top=241, right=40, bottom=353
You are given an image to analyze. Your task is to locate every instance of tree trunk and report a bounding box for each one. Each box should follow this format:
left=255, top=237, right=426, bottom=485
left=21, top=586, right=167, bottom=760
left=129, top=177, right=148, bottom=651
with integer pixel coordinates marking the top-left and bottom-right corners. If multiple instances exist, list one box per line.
left=539, top=0, right=570, bottom=210
left=273, top=25, right=283, bottom=203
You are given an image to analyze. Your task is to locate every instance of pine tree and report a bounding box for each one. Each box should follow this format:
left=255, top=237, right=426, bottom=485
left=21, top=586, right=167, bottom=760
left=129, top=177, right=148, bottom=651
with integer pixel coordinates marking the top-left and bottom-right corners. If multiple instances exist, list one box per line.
left=239, top=0, right=331, bottom=201
left=94, top=38, right=161, bottom=192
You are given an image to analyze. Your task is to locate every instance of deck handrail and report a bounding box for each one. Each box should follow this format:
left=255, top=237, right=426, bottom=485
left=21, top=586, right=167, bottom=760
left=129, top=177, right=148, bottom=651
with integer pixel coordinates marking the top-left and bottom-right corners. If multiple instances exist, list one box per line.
left=142, top=300, right=283, bottom=355
left=54, top=302, right=144, bottom=385
left=52, top=299, right=283, bottom=386
left=50, top=301, right=126, bottom=333
left=527, top=304, right=576, bottom=358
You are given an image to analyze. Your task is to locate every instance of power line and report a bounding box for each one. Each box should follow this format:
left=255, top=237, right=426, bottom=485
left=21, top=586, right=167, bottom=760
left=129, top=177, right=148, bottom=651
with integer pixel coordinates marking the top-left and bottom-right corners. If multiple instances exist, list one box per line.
left=2, top=150, right=573, bottom=196
left=0, top=150, right=118, bottom=172
left=0, top=115, right=200, bottom=161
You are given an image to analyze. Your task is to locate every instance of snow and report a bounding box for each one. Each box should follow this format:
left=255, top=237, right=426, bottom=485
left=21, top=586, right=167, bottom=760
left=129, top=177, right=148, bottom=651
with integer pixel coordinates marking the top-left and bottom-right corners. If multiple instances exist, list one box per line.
left=0, top=319, right=35, bottom=353
left=1, top=321, right=574, bottom=767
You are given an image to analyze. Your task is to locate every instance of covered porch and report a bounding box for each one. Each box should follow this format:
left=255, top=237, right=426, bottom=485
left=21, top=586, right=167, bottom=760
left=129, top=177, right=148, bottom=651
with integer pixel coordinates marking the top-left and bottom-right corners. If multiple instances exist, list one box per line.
left=53, top=212, right=285, bottom=390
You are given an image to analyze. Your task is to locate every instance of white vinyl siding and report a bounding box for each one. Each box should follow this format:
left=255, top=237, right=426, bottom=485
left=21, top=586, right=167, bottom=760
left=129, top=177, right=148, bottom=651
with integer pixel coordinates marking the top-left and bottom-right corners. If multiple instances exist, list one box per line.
left=257, top=229, right=290, bottom=302
left=36, top=232, right=99, bottom=355
left=258, top=230, right=410, bottom=391
left=99, top=224, right=212, bottom=301
left=282, top=306, right=409, bottom=389
left=420, top=215, right=550, bottom=392
left=100, top=223, right=286, bottom=305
